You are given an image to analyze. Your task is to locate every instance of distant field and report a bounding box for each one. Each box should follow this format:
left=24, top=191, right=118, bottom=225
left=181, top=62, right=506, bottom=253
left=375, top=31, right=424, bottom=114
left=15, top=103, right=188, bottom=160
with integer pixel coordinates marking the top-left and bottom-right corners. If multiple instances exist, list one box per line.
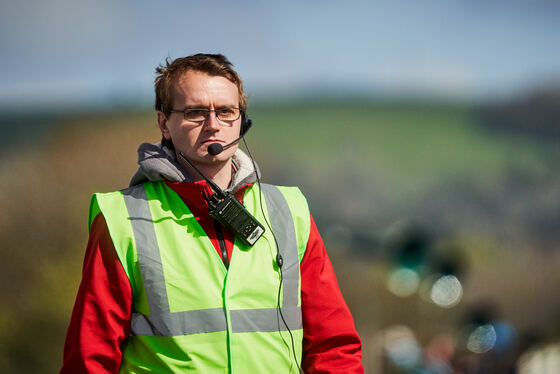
left=248, top=101, right=553, bottom=200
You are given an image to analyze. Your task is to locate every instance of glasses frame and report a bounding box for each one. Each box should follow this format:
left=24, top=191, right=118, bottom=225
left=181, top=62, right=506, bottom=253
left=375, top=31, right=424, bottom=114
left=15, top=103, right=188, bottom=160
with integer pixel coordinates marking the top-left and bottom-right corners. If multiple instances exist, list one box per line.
left=169, top=107, right=241, bottom=124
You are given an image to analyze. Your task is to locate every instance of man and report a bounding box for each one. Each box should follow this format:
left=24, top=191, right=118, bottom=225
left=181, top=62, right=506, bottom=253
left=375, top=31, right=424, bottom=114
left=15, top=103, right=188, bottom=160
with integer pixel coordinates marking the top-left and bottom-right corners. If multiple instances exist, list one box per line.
left=61, top=53, right=363, bottom=373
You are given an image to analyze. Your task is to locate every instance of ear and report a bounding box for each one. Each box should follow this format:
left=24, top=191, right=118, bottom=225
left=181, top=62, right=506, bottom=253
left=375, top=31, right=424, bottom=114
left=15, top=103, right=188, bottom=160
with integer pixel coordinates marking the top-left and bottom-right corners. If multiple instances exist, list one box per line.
left=157, top=111, right=172, bottom=140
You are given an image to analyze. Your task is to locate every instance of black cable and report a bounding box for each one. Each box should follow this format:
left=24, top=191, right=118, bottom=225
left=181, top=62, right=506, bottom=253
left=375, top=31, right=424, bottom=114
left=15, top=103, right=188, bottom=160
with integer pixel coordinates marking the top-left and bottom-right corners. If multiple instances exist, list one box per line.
left=243, top=137, right=302, bottom=373
left=275, top=256, right=294, bottom=374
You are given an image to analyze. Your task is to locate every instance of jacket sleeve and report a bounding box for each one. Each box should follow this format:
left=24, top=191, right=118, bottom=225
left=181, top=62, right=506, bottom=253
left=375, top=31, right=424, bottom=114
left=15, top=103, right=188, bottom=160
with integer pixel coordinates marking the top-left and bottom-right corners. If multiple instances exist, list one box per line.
left=300, top=215, right=364, bottom=373
left=60, top=213, right=132, bottom=374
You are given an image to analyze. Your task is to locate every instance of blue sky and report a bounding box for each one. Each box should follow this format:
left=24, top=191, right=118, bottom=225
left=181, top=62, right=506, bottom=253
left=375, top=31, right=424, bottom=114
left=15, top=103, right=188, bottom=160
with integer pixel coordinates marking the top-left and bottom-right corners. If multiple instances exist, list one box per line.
left=1, top=0, right=559, bottom=108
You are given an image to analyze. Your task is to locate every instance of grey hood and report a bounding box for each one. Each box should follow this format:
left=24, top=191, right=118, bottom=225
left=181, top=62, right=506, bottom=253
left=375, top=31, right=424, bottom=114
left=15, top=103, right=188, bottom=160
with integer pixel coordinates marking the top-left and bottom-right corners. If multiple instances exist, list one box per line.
left=129, top=142, right=260, bottom=191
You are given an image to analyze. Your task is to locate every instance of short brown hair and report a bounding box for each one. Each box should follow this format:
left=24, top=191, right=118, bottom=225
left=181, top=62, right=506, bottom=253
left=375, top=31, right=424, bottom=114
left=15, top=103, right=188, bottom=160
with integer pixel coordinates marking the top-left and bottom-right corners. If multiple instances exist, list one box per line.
left=154, top=53, right=248, bottom=116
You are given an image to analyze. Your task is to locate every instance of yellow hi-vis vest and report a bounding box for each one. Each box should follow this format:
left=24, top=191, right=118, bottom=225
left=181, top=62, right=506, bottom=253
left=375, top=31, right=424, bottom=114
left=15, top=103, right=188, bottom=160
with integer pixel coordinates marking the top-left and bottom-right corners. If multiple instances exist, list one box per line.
left=88, top=181, right=311, bottom=373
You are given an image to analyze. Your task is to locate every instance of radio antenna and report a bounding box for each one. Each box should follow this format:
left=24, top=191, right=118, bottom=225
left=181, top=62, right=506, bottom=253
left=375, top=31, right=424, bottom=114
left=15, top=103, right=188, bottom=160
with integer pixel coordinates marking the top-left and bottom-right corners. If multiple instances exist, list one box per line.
left=178, top=152, right=225, bottom=198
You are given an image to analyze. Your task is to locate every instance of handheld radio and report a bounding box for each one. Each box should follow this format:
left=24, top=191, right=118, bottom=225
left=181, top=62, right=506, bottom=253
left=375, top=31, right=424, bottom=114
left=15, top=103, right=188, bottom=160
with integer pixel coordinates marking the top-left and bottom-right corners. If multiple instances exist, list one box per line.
left=178, top=152, right=265, bottom=246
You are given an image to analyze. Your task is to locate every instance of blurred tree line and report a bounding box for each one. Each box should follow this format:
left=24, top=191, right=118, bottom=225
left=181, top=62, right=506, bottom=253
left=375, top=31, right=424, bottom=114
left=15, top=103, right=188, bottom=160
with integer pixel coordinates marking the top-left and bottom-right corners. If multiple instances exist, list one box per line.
left=479, top=85, right=560, bottom=139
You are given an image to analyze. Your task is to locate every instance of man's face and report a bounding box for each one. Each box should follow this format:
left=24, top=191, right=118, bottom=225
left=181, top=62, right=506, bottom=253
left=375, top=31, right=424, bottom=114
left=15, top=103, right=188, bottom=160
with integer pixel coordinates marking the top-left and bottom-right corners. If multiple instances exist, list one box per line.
left=158, top=70, right=242, bottom=167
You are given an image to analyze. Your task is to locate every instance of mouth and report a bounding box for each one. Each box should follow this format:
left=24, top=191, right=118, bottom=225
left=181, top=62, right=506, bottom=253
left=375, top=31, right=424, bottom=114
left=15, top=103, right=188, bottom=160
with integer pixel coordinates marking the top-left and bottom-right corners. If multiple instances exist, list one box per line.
left=202, top=139, right=224, bottom=145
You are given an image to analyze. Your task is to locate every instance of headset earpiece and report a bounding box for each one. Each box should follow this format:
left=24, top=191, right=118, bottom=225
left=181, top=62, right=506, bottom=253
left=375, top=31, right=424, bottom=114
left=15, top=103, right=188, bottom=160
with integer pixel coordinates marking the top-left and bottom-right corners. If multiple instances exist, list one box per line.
left=241, top=113, right=253, bottom=137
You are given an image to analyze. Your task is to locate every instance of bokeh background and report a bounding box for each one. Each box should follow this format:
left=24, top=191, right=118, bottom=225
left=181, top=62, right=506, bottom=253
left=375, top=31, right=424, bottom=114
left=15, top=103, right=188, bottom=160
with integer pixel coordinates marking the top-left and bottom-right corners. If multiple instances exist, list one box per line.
left=1, top=1, right=559, bottom=373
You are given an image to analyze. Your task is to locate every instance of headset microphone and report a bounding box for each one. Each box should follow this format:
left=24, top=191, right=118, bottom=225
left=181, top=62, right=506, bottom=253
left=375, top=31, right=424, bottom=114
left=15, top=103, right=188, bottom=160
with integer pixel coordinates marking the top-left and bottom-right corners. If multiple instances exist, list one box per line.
left=208, top=137, right=239, bottom=156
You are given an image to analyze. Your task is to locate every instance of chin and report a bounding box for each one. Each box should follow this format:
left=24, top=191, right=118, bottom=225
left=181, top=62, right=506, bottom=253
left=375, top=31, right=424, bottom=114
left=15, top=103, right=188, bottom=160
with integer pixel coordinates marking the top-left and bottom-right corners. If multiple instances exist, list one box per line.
left=207, top=153, right=231, bottom=163
left=198, top=151, right=227, bottom=163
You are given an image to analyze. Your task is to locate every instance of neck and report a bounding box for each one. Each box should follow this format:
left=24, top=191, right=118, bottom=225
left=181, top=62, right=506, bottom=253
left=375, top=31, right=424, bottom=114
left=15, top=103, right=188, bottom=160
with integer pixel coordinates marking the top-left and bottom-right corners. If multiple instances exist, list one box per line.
left=178, top=155, right=233, bottom=191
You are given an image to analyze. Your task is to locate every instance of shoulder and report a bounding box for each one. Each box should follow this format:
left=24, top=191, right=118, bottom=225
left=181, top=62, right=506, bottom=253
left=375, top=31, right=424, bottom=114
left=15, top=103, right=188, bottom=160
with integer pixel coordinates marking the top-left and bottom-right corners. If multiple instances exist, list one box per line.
left=91, top=181, right=164, bottom=204
left=258, top=183, right=310, bottom=214
left=258, top=183, right=307, bottom=199
left=88, top=182, right=161, bottom=230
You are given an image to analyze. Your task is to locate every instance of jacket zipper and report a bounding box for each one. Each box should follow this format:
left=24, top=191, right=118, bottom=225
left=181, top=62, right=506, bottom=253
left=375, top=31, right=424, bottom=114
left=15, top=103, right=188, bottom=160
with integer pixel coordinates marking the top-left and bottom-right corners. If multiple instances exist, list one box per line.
left=214, top=220, right=229, bottom=269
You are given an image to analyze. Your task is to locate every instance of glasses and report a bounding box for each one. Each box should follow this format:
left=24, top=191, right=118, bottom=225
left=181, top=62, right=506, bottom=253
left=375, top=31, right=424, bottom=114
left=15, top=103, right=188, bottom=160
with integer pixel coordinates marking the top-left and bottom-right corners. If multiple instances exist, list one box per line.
left=169, top=108, right=241, bottom=123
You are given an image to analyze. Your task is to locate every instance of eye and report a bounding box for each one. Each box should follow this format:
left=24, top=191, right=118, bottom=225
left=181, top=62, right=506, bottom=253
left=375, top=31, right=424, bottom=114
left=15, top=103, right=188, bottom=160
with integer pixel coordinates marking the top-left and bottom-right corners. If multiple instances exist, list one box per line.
left=217, top=108, right=235, bottom=115
left=216, top=108, right=240, bottom=121
left=186, top=109, right=208, bottom=117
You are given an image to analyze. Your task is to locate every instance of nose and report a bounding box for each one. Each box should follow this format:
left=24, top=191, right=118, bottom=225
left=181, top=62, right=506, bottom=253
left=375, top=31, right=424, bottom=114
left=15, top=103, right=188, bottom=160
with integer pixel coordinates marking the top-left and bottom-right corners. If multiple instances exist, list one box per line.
left=204, top=111, right=221, bottom=131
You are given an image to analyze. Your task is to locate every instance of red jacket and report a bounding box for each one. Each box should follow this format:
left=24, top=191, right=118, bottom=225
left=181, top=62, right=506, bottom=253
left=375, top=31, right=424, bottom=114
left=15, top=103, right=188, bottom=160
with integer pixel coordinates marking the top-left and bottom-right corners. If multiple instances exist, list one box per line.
left=61, top=180, right=363, bottom=373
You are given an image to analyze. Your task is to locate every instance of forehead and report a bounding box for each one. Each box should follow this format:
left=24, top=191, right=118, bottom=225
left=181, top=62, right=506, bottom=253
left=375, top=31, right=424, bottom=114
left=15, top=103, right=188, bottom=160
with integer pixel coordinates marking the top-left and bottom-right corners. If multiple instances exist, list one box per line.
left=171, top=70, right=239, bottom=107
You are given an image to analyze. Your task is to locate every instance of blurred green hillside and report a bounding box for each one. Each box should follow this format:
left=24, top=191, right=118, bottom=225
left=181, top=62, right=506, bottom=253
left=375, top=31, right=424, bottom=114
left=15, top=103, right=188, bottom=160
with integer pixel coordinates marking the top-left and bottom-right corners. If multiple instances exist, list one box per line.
left=0, top=100, right=558, bottom=372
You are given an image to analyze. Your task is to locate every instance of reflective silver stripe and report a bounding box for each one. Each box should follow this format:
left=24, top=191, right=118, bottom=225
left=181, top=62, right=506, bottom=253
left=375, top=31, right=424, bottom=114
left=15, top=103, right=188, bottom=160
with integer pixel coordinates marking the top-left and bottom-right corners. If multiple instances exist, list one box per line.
left=260, top=184, right=300, bottom=309
left=231, top=307, right=302, bottom=333
left=122, top=183, right=302, bottom=337
left=122, top=186, right=170, bottom=315
left=131, top=308, right=227, bottom=336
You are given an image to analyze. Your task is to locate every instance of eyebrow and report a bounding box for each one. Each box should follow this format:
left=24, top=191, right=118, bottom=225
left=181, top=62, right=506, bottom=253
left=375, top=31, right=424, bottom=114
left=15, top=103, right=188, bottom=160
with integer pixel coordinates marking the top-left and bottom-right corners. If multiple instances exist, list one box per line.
left=183, top=105, right=238, bottom=109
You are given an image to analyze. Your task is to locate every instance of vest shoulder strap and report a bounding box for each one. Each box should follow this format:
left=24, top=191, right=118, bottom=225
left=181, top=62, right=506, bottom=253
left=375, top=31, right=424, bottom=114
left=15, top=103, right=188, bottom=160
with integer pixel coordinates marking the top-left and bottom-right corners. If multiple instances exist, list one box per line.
left=259, top=184, right=310, bottom=263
